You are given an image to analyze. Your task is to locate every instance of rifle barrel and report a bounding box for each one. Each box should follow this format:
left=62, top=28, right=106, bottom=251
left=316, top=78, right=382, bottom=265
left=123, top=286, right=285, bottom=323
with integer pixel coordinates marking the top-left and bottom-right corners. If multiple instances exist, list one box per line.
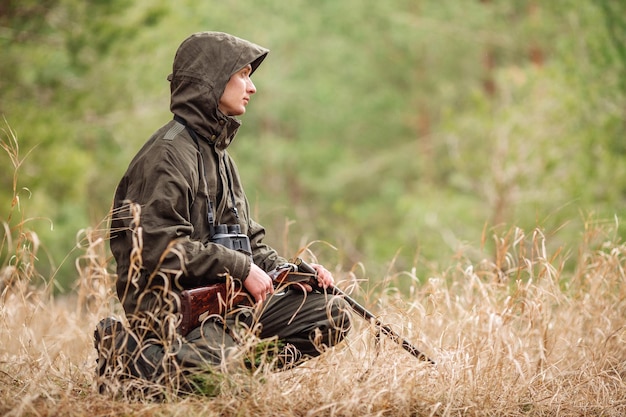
left=292, top=258, right=435, bottom=364
left=331, top=286, right=435, bottom=364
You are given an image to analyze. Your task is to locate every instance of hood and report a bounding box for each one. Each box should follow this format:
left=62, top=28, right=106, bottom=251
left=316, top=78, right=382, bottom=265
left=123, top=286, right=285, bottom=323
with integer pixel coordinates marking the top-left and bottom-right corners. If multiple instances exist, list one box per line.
left=168, top=32, right=269, bottom=148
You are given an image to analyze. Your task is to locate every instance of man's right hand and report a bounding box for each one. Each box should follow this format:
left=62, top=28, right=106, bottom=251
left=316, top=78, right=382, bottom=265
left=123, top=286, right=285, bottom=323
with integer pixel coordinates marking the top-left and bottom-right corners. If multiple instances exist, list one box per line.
left=243, top=262, right=274, bottom=304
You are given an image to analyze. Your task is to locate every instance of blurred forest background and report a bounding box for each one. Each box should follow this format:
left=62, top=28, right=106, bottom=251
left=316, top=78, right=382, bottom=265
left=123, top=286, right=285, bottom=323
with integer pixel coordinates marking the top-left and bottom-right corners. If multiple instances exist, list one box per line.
left=1, top=0, right=625, bottom=292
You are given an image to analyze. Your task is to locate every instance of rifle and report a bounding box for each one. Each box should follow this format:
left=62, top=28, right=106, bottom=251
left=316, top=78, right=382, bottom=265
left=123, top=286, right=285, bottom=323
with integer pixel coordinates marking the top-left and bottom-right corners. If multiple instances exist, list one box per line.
left=292, top=258, right=434, bottom=364
left=178, top=262, right=308, bottom=336
left=178, top=258, right=435, bottom=364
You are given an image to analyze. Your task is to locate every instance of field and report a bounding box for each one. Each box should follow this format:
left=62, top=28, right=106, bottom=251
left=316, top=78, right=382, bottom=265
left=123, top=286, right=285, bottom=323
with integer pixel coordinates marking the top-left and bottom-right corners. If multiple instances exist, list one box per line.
left=1, top=2, right=624, bottom=415
left=2, top=218, right=625, bottom=416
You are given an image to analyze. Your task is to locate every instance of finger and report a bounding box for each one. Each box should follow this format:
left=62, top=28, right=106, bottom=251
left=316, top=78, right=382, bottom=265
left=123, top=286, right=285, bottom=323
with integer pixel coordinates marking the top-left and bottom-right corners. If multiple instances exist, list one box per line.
left=294, top=282, right=313, bottom=292
left=312, top=264, right=325, bottom=283
left=255, top=292, right=265, bottom=304
left=318, top=272, right=334, bottom=289
left=326, top=273, right=335, bottom=287
left=317, top=276, right=327, bottom=289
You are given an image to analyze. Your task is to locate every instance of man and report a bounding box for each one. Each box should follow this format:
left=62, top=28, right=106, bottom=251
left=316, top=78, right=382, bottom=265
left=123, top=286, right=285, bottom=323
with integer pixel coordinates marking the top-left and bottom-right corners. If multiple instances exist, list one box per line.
left=95, top=32, right=351, bottom=395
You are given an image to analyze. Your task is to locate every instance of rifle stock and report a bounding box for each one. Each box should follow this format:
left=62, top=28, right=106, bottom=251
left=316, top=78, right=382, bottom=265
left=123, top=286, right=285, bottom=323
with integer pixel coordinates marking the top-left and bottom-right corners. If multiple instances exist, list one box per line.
left=179, top=280, right=252, bottom=336
left=178, top=263, right=306, bottom=336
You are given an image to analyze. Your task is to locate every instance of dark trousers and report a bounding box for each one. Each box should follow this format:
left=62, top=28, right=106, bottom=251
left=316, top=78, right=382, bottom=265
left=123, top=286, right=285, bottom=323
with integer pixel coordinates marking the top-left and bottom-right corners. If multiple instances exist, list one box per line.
left=95, top=288, right=352, bottom=395
left=177, top=288, right=352, bottom=369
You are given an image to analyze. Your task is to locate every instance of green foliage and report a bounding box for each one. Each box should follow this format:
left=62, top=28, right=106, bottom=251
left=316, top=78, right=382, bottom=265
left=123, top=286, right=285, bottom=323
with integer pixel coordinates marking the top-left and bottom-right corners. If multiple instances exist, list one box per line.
left=0, top=0, right=624, bottom=288
left=188, top=368, right=228, bottom=398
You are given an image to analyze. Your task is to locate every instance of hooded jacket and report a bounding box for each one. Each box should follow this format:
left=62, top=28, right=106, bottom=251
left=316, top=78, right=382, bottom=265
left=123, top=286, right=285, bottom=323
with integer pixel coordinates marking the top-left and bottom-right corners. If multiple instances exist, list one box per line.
left=110, top=32, right=284, bottom=317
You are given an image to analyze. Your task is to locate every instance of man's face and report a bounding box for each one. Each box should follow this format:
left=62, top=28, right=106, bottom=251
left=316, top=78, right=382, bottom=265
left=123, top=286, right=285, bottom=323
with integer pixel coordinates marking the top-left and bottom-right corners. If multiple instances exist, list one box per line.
left=218, top=64, right=256, bottom=116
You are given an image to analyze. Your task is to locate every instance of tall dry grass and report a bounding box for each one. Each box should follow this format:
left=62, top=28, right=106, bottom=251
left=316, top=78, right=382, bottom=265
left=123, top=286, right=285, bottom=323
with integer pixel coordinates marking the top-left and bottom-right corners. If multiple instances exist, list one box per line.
left=1, top=125, right=625, bottom=416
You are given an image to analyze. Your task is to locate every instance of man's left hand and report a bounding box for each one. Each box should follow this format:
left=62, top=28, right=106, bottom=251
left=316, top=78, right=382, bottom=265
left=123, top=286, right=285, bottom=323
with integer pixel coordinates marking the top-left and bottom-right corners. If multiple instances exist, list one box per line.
left=310, top=263, right=335, bottom=290
left=289, top=263, right=335, bottom=293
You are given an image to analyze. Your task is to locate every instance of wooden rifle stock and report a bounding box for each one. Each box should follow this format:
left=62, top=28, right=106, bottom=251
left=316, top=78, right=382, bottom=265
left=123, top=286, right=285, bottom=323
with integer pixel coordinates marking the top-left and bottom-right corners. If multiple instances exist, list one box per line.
left=178, top=263, right=306, bottom=336
left=179, top=280, right=252, bottom=336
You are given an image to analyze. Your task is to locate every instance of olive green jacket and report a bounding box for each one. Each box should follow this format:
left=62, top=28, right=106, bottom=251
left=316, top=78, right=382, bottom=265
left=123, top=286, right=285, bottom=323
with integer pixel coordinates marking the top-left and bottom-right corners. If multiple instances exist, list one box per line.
left=110, top=32, right=284, bottom=317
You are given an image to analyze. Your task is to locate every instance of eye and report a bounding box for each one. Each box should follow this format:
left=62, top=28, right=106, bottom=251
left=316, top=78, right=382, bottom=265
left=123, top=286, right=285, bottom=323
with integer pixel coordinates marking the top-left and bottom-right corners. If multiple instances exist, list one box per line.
left=240, top=65, right=252, bottom=78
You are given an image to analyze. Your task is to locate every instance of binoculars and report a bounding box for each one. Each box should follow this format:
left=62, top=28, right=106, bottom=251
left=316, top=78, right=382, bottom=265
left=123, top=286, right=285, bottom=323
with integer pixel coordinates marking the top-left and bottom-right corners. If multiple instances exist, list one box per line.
left=210, top=224, right=251, bottom=255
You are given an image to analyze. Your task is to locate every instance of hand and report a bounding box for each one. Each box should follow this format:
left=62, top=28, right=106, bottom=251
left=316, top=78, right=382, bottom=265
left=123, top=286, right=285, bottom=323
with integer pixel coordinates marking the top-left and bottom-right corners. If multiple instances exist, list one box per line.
left=310, top=263, right=335, bottom=289
left=292, top=263, right=335, bottom=292
left=243, top=263, right=274, bottom=304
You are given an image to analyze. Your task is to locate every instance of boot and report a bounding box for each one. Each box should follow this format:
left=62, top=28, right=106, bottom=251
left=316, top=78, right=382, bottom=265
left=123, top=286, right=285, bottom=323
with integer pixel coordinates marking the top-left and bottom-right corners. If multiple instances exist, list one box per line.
left=94, top=317, right=125, bottom=393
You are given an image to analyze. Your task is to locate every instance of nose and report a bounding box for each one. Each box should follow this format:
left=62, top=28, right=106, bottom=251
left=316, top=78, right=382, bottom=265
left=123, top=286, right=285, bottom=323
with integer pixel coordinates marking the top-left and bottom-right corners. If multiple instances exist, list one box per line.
left=247, top=77, right=256, bottom=94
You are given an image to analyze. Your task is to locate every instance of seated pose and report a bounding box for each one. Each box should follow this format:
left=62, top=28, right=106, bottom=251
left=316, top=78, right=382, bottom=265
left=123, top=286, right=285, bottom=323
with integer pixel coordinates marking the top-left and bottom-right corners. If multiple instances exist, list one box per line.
left=94, top=32, right=351, bottom=395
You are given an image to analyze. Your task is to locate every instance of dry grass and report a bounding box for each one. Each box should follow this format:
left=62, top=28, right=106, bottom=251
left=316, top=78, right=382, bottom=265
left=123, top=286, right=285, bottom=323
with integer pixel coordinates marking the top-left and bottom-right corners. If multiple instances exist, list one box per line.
left=2, top=126, right=626, bottom=416
left=3, top=224, right=625, bottom=416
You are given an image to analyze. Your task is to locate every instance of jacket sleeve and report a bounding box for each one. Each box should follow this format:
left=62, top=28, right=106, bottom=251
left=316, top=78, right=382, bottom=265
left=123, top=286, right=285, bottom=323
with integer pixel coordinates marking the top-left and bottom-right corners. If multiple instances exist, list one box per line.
left=248, top=216, right=287, bottom=272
